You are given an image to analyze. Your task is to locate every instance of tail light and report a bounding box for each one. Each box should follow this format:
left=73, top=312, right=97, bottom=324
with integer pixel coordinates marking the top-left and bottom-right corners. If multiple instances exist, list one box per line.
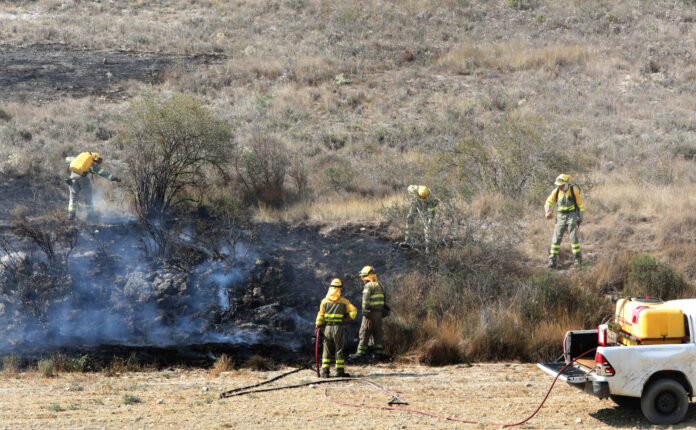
left=598, top=324, right=607, bottom=346
left=595, top=352, right=615, bottom=376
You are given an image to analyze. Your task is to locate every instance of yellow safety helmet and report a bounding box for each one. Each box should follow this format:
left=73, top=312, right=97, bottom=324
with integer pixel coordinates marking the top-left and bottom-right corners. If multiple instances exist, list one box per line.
left=359, top=266, right=375, bottom=277
left=330, top=278, right=343, bottom=288
left=554, top=174, right=572, bottom=186
left=91, top=152, right=103, bottom=164
left=417, top=185, right=430, bottom=199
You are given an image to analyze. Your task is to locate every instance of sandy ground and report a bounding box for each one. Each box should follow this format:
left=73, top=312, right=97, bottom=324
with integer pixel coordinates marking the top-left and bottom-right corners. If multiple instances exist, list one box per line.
left=2, top=362, right=695, bottom=429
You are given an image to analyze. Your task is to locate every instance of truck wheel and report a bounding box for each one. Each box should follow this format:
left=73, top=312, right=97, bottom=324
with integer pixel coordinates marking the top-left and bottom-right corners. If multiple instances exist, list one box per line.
left=610, top=395, right=640, bottom=409
left=640, top=378, right=689, bottom=425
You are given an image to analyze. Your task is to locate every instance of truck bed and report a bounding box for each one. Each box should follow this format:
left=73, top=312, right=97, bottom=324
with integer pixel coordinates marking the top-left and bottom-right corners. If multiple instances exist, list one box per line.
left=537, top=361, right=592, bottom=383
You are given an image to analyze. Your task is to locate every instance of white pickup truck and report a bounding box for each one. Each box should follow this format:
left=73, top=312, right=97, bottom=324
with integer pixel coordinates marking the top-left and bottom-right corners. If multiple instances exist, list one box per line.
left=538, top=298, right=696, bottom=425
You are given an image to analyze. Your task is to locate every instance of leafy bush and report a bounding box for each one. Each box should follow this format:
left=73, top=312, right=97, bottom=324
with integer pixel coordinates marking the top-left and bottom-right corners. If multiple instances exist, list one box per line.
left=234, top=134, right=289, bottom=207
left=120, top=93, right=234, bottom=218
left=522, top=272, right=609, bottom=327
left=624, top=255, right=692, bottom=300
left=434, top=115, right=588, bottom=201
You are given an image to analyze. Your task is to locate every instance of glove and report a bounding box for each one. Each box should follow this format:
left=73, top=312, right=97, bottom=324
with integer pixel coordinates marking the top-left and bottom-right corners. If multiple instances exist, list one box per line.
left=577, top=218, right=583, bottom=226
left=113, top=177, right=122, bottom=183
left=546, top=211, right=553, bottom=219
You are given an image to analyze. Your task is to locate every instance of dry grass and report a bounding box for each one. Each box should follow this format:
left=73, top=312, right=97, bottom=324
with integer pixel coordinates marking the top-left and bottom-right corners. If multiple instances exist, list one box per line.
left=439, top=41, right=594, bottom=74
left=211, top=354, right=235, bottom=375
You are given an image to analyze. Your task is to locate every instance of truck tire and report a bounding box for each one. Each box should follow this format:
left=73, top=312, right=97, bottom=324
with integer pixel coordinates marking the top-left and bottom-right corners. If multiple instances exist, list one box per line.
left=610, top=395, right=640, bottom=409
left=640, top=378, right=689, bottom=425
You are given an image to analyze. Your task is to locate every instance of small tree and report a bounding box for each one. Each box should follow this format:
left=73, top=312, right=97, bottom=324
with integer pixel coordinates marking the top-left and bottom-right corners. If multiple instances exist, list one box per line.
left=234, top=134, right=289, bottom=207
left=121, top=93, right=234, bottom=218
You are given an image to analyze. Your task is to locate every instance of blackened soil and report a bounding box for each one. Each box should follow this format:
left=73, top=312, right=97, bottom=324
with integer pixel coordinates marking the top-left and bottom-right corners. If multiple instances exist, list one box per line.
left=0, top=44, right=219, bottom=101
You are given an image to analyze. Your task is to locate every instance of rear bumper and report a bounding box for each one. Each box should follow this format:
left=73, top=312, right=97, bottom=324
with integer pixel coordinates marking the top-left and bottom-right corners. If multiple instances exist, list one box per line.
left=575, top=380, right=610, bottom=399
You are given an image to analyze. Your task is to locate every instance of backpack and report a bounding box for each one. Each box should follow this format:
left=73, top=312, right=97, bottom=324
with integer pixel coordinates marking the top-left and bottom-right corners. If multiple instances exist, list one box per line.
left=69, top=152, right=94, bottom=175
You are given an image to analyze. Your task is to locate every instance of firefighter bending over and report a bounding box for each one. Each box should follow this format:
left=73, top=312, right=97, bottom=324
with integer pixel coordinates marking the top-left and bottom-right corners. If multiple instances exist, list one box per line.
left=65, top=152, right=120, bottom=220
left=545, top=174, right=584, bottom=269
left=400, top=185, right=438, bottom=251
left=316, top=278, right=357, bottom=378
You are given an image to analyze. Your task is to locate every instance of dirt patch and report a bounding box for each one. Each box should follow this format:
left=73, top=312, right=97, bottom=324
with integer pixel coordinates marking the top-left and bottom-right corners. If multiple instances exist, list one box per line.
left=0, top=44, right=217, bottom=101
left=0, top=363, right=684, bottom=429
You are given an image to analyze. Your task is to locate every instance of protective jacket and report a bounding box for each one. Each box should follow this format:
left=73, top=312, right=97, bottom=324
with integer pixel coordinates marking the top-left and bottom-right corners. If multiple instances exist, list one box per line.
left=361, top=281, right=385, bottom=313
left=316, top=287, right=356, bottom=376
left=544, top=184, right=584, bottom=215
left=316, top=287, right=357, bottom=327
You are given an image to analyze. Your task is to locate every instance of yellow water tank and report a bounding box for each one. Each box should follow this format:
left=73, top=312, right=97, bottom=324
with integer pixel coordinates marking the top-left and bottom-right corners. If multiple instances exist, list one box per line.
left=69, top=152, right=95, bottom=175
left=615, top=297, right=686, bottom=345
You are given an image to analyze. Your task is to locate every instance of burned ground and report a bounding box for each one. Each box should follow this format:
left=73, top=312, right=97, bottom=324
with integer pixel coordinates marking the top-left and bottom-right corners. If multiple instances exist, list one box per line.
left=0, top=44, right=219, bottom=101
left=0, top=215, right=411, bottom=366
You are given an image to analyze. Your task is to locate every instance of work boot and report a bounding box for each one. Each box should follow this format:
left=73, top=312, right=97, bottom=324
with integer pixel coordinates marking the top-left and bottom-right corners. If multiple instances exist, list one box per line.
left=68, top=212, right=75, bottom=221
left=574, top=254, right=583, bottom=266
left=349, top=353, right=366, bottom=362
left=398, top=242, right=411, bottom=249
left=335, top=369, right=350, bottom=378
left=547, top=259, right=556, bottom=270
left=320, top=368, right=330, bottom=378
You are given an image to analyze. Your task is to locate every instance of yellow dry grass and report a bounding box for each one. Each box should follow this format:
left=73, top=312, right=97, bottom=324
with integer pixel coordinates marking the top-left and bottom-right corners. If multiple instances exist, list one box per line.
left=439, top=41, right=594, bottom=73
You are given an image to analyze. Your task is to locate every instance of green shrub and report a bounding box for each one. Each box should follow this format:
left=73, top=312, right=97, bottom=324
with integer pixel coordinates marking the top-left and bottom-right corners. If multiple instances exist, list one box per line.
left=624, top=255, right=692, bottom=300
left=323, top=163, right=357, bottom=193
left=234, top=134, right=289, bottom=207
left=522, top=273, right=609, bottom=327
left=121, top=93, right=234, bottom=218
left=122, top=394, right=142, bottom=404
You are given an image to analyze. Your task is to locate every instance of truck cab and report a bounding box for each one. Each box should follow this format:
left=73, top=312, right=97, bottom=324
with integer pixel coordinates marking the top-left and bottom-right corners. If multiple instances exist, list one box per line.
left=538, top=298, right=696, bottom=425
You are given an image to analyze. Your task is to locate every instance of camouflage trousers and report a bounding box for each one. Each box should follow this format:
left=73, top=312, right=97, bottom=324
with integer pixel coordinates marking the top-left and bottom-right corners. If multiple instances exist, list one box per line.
left=322, top=325, right=346, bottom=372
left=356, top=311, right=383, bottom=355
left=549, top=211, right=581, bottom=266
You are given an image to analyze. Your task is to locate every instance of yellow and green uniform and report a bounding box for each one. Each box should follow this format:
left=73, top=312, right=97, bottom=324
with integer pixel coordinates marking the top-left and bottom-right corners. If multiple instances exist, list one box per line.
left=67, top=157, right=116, bottom=218
left=545, top=184, right=584, bottom=266
left=356, top=280, right=386, bottom=356
left=405, top=185, right=438, bottom=246
left=316, top=286, right=357, bottom=376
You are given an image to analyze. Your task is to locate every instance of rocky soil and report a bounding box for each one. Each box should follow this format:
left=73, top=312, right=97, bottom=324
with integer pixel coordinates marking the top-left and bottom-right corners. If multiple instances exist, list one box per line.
left=2, top=362, right=694, bottom=429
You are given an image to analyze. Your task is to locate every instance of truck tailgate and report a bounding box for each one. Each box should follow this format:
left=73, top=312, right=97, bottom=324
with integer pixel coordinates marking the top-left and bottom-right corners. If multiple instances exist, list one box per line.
left=537, top=362, right=591, bottom=383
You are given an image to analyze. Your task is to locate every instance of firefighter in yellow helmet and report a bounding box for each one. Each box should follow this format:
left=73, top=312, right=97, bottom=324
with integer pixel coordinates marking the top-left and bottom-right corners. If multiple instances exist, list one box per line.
left=350, top=266, right=387, bottom=361
left=316, top=278, right=357, bottom=378
left=401, top=185, right=438, bottom=252
left=544, top=174, right=584, bottom=269
left=65, top=152, right=121, bottom=221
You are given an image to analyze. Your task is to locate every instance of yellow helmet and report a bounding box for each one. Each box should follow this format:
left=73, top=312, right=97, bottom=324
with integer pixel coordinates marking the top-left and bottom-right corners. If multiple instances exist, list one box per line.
left=417, top=185, right=430, bottom=199
left=91, top=152, right=103, bottom=163
left=554, top=174, right=571, bottom=186
left=330, top=278, right=343, bottom=288
left=359, top=266, right=375, bottom=277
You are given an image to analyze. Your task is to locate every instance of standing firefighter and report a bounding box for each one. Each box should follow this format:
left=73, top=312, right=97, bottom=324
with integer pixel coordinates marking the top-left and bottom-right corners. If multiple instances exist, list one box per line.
left=350, top=265, right=387, bottom=361
left=401, top=185, right=438, bottom=251
left=65, top=152, right=120, bottom=220
left=316, top=278, right=357, bottom=378
left=545, top=174, right=584, bottom=269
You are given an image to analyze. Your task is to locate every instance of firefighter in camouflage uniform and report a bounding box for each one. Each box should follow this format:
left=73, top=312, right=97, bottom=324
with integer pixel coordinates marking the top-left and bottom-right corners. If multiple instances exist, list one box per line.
left=316, top=278, right=357, bottom=378
left=545, top=174, right=584, bottom=269
left=350, top=266, right=387, bottom=361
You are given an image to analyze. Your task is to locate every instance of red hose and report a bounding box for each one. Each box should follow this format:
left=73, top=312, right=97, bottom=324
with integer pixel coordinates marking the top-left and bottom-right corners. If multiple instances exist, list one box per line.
left=315, top=327, right=321, bottom=378
left=322, top=347, right=598, bottom=427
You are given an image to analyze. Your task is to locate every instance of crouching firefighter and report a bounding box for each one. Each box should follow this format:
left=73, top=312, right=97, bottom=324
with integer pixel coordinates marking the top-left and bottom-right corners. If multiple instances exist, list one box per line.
left=545, top=173, right=584, bottom=269
left=316, top=278, right=357, bottom=378
left=65, top=152, right=121, bottom=220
